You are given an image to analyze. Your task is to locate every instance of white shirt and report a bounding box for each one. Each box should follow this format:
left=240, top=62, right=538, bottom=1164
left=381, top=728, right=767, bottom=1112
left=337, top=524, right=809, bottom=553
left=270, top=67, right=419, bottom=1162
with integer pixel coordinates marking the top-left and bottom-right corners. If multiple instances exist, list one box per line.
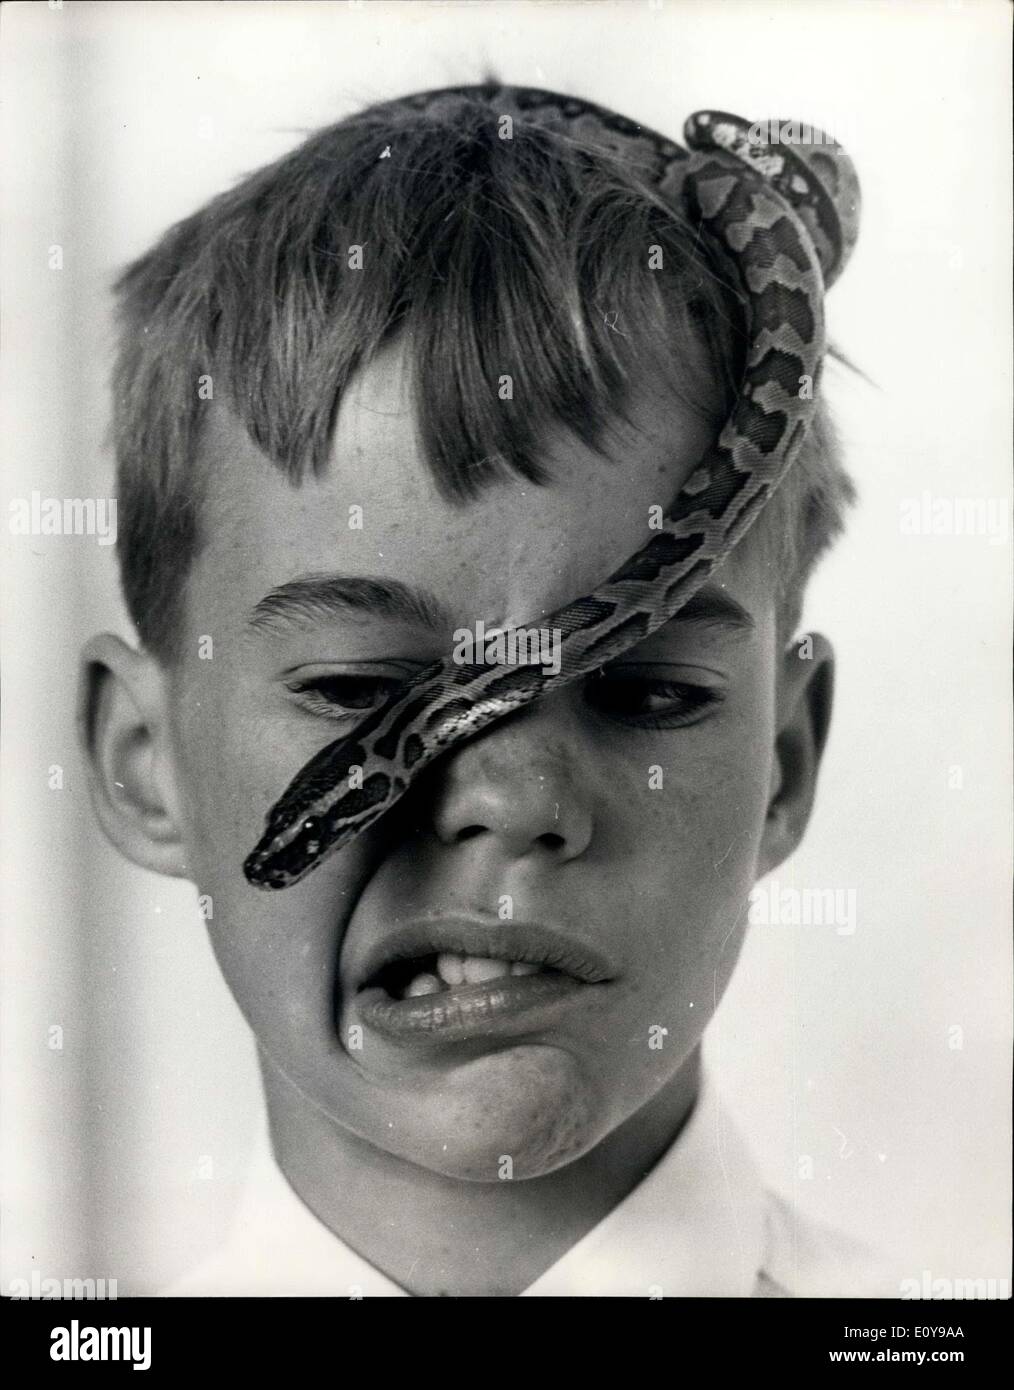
left=163, top=1077, right=892, bottom=1298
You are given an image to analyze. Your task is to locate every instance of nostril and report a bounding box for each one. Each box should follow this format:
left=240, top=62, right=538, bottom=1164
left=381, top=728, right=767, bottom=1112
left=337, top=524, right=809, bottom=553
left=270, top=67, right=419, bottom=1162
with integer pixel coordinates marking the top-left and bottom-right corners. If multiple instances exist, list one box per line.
left=455, top=824, right=486, bottom=843
left=536, top=832, right=566, bottom=851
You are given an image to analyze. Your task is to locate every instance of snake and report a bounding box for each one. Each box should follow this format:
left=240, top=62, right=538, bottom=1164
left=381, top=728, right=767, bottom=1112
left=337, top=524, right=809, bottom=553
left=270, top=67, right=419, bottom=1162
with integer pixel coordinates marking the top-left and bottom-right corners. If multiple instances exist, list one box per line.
left=243, top=87, right=861, bottom=890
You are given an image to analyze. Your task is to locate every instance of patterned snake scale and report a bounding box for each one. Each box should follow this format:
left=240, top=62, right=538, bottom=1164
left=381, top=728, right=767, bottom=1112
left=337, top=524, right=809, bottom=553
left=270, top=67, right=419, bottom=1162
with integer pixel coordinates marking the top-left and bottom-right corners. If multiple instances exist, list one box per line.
left=244, top=87, right=861, bottom=890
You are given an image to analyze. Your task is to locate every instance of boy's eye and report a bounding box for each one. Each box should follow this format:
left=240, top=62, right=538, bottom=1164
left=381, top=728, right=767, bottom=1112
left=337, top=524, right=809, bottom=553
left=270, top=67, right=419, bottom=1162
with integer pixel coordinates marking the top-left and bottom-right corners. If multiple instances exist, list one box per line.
left=584, top=667, right=723, bottom=728
left=285, top=672, right=408, bottom=721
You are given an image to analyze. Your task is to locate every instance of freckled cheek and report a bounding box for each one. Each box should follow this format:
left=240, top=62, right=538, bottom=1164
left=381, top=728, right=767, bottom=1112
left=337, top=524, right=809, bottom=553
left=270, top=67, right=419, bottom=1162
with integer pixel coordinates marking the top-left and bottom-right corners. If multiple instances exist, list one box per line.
left=605, top=720, right=771, bottom=858
left=170, top=679, right=382, bottom=1003
left=175, top=721, right=260, bottom=867
left=175, top=669, right=321, bottom=857
left=600, top=730, right=771, bottom=976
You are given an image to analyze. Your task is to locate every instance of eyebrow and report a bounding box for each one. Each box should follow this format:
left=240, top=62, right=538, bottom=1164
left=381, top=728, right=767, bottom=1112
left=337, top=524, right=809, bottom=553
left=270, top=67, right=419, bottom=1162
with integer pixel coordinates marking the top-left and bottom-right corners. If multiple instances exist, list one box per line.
left=664, top=586, right=756, bottom=635
left=247, top=573, right=755, bottom=638
left=248, top=573, right=450, bottom=635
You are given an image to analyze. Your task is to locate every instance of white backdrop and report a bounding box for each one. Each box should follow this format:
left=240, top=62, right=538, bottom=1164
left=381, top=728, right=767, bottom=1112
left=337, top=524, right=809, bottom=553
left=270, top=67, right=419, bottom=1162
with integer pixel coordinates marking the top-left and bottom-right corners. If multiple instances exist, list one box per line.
left=2, top=0, right=1010, bottom=1294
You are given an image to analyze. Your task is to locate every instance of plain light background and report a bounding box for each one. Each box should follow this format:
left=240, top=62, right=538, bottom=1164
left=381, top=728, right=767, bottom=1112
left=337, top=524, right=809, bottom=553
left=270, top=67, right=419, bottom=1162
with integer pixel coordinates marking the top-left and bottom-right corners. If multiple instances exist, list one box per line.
left=2, top=0, right=1010, bottom=1294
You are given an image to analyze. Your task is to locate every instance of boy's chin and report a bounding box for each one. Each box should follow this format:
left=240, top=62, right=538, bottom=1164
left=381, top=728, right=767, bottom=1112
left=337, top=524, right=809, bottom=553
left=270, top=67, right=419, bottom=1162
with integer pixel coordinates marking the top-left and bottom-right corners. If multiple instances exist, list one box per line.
left=362, top=1043, right=603, bottom=1182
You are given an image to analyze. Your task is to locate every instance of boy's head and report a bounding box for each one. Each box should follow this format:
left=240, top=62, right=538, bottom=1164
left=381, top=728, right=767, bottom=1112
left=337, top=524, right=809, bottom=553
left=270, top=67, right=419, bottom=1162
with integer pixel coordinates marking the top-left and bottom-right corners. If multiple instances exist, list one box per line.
left=81, top=86, right=855, bottom=1180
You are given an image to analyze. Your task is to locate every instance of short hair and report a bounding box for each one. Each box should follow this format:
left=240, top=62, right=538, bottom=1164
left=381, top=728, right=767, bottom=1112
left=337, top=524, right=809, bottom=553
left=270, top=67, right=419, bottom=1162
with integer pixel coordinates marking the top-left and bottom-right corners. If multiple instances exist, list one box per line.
left=111, top=84, right=855, bottom=662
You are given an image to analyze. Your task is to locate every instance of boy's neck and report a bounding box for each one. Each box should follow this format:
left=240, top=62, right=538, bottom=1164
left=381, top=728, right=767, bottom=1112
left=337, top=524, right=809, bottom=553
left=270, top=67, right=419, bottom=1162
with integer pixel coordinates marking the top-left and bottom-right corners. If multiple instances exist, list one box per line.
left=260, top=1049, right=702, bottom=1297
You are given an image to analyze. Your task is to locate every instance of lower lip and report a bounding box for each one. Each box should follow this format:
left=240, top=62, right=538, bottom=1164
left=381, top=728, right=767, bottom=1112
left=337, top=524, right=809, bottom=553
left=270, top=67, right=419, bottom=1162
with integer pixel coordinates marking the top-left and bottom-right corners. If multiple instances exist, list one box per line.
left=355, top=972, right=592, bottom=1043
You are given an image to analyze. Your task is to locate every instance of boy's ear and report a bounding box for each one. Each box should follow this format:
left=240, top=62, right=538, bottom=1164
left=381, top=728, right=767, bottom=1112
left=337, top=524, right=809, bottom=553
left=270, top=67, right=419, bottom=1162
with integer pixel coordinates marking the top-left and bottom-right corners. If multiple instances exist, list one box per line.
left=77, top=633, right=191, bottom=880
left=757, top=632, right=835, bottom=878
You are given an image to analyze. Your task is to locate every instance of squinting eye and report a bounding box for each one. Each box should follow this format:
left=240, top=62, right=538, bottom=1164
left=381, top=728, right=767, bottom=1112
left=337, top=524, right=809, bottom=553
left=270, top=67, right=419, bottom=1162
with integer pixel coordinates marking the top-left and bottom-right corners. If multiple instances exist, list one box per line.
left=285, top=674, right=406, bottom=721
left=584, top=670, right=722, bottom=729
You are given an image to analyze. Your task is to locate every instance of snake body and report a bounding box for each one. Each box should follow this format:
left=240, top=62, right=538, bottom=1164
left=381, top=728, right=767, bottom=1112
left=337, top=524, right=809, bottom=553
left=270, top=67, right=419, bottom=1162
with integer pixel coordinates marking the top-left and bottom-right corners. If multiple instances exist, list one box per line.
left=243, top=92, right=860, bottom=890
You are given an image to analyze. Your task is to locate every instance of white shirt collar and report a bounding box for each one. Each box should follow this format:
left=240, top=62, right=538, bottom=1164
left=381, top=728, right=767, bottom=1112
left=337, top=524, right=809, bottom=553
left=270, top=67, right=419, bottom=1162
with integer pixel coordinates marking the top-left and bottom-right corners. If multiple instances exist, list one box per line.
left=166, top=1073, right=765, bottom=1297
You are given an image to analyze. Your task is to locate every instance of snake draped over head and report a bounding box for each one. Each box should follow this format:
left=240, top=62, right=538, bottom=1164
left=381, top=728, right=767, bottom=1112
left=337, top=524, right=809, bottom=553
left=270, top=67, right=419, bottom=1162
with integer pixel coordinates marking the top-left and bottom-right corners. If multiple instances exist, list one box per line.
left=243, top=87, right=861, bottom=891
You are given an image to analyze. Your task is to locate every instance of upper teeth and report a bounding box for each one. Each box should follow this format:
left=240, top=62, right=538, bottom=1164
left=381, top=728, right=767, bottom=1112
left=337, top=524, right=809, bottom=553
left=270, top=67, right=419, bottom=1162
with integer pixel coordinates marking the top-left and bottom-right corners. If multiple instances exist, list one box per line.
left=402, top=953, right=542, bottom=998
left=437, top=952, right=540, bottom=984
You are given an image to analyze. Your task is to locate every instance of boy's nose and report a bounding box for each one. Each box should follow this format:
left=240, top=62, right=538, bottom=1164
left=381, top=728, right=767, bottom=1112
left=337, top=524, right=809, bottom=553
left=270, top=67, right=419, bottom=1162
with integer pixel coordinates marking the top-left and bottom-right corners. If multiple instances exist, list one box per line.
left=428, top=717, right=594, bottom=862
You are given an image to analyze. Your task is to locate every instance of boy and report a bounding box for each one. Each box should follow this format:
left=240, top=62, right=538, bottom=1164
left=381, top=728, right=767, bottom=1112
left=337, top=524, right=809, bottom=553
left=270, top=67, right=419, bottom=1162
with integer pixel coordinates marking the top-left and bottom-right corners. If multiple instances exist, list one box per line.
left=78, top=83, right=880, bottom=1296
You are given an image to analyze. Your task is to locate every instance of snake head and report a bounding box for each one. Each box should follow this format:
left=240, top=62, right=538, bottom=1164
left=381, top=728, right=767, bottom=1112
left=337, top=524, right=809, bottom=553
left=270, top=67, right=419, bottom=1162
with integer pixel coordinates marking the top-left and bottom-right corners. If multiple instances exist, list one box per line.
left=684, top=110, right=860, bottom=290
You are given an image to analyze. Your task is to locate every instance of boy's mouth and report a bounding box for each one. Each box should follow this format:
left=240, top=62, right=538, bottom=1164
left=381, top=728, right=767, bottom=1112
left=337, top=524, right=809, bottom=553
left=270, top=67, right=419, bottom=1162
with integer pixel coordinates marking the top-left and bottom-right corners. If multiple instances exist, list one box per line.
left=351, top=918, right=614, bottom=1044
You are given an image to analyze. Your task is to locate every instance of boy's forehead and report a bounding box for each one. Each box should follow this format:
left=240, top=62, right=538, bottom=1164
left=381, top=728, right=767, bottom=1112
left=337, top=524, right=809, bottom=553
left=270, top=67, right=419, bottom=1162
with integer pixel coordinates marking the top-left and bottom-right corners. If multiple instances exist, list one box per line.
left=196, top=345, right=723, bottom=630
